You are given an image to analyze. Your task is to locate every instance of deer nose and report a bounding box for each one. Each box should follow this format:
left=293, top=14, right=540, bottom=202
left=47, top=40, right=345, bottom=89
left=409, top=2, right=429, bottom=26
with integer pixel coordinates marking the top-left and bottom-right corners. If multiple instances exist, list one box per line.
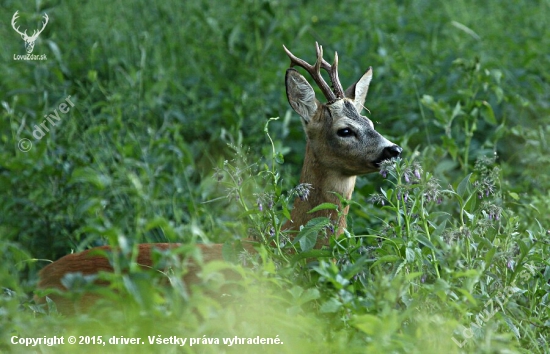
left=381, top=145, right=402, bottom=160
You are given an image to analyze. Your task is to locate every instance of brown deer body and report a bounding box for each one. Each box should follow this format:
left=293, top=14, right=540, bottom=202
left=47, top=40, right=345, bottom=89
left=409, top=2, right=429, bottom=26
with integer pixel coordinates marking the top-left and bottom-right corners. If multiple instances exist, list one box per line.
left=35, top=43, right=401, bottom=313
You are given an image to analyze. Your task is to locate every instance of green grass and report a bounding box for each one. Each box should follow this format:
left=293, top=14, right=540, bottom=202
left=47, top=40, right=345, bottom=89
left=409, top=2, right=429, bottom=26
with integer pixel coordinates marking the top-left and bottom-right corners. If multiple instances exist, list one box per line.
left=1, top=0, right=549, bottom=353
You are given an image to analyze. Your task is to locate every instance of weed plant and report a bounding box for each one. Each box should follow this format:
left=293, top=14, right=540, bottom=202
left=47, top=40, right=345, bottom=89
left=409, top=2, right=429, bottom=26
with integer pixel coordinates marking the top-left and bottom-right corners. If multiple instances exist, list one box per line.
left=1, top=0, right=549, bottom=353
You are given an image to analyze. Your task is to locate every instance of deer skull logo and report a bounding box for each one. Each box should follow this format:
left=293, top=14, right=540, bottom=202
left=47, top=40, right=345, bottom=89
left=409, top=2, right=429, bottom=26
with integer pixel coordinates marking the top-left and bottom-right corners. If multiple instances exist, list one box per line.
left=11, top=11, right=49, bottom=54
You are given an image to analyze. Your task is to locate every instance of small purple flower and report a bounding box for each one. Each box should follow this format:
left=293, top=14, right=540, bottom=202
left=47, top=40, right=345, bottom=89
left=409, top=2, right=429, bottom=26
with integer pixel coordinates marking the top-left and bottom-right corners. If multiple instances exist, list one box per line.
left=414, top=169, right=421, bottom=179
left=404, top=193, right=408, bottom=202
left=404, top=173, right=410, bottom=184
left=381, top=170, right=387, bottom=178
left=257, top=200, right=263, bottom=212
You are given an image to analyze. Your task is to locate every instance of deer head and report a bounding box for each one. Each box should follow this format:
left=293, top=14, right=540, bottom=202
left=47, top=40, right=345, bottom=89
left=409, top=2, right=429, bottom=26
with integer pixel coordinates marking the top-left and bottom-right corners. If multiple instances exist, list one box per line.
left=11, top=11, right=49, bottom=54
left=283, top=42, right=402, bottom=243
left=284, top=42, right=401, bottom=178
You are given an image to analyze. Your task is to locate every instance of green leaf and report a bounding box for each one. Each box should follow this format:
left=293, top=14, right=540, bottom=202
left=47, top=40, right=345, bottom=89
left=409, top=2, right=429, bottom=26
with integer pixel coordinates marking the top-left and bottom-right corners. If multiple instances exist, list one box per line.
left=456, top=288, right=477, bottom=305
left=288, top=286, right=303, bottom=299
left=431, top=220, right=447, bottom=238
left=484, top=246, right=496, bottom=268
left=352, top=314, right=382, bottom=335
left=417, top=235, right=437, bottom=251
left=457, top=173, right=472, bottom=198
left=274, top=152, right=284, bottom=164
left=405, top=247, right=415, bottom=262
left=88, top=70, right=97, bottom=82
left=295, top=217, right=331, bottom=252
left=451, top=101, right=463, bottom=119
left=320, top=297, right=342, bottom=313
left=421, top=94, right=434, bottom=106
left=45, top=296, right=59, bottom=314
left=288, top=286, right=320, bottom=307
left=282, top=206, right=291, bottom=221
left=290, top=249, right=332, bottom=264
left=227, top=24, right=241, bottom=53
left=442, top=136, right=458, bottom=160
left=69, top=167, right=112, bottom=190
left=298, top=231, right=317, bottom=252
left=480, top=101, right=497, bottom=124
left=75, top=198, right=103, bottom=216
left=517, top=239, right=530, bottom=257
left=371, top=255, right=401, bottom=268
left=405, top=272, right=424, bottom=281
left=307, top=203, right=338, bottom=213
left=299, top=288, right=320, bottom=305
left=145, top=217, right=176, bottom=241
left=453, top=269, right=480, bottom=279
left=508, top=191, right=520, bottom=201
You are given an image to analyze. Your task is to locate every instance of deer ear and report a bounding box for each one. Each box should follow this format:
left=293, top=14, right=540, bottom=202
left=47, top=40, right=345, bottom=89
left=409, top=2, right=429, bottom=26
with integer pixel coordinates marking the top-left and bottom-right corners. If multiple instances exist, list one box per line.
left=285, top=68, right=320, bottom=124
left=344, top=67, right=373, bottom=114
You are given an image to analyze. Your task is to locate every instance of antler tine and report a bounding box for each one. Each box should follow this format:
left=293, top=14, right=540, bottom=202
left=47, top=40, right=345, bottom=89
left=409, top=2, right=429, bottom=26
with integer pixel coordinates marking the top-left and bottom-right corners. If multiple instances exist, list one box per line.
left=35, top=13, right=49, bottom=36
left=283, top=43, right=337, bottom=102
left=321, top=51, right=345, bottom=99
left=11, top=11, right=26, bottom=36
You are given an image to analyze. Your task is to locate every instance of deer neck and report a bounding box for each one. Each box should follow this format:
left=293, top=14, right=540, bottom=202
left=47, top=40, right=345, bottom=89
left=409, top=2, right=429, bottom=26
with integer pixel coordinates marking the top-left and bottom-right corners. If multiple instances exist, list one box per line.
left=284, top=142, right=356, bottom=245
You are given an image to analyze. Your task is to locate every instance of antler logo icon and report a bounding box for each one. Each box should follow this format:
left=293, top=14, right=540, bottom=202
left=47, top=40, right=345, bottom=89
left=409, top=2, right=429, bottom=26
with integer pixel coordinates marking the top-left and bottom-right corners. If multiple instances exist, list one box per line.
left=11, top=11, right=49, bottom=54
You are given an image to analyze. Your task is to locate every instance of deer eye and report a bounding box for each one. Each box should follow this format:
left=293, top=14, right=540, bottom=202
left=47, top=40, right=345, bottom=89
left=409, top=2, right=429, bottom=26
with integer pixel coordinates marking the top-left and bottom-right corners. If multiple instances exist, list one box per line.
left=337, top=128, right=354, bottom=137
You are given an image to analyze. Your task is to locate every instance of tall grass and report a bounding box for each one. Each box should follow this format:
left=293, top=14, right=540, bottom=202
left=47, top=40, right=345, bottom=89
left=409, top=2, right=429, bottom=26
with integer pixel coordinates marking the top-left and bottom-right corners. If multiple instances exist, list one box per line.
left=1, top=0, right=549, bottom=353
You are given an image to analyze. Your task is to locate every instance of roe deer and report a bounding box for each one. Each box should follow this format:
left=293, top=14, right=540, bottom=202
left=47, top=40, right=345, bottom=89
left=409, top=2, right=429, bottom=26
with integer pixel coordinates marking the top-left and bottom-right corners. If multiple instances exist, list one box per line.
left=35, top=42, right=401, bottom=313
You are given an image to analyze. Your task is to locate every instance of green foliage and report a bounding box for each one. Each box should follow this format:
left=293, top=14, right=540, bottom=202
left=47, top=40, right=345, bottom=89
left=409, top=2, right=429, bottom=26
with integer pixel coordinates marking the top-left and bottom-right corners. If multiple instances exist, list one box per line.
left=1, top=0, right=549, bottom=353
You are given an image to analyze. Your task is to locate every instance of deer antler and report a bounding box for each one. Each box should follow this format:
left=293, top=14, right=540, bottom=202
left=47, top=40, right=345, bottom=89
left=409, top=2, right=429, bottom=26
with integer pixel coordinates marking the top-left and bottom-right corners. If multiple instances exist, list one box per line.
left=11, top=11, right=27, bottom=37
left=34, top=13, right=49, bottom=38
left=283, top=42, right=345, bottom=102
left=11, top=11, right=48, bottom=40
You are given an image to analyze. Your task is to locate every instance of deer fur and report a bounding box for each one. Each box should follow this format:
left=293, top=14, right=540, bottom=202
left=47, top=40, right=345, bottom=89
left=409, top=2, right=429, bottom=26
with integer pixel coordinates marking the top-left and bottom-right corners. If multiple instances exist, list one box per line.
left=35, top=243, right=255, bottom=314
